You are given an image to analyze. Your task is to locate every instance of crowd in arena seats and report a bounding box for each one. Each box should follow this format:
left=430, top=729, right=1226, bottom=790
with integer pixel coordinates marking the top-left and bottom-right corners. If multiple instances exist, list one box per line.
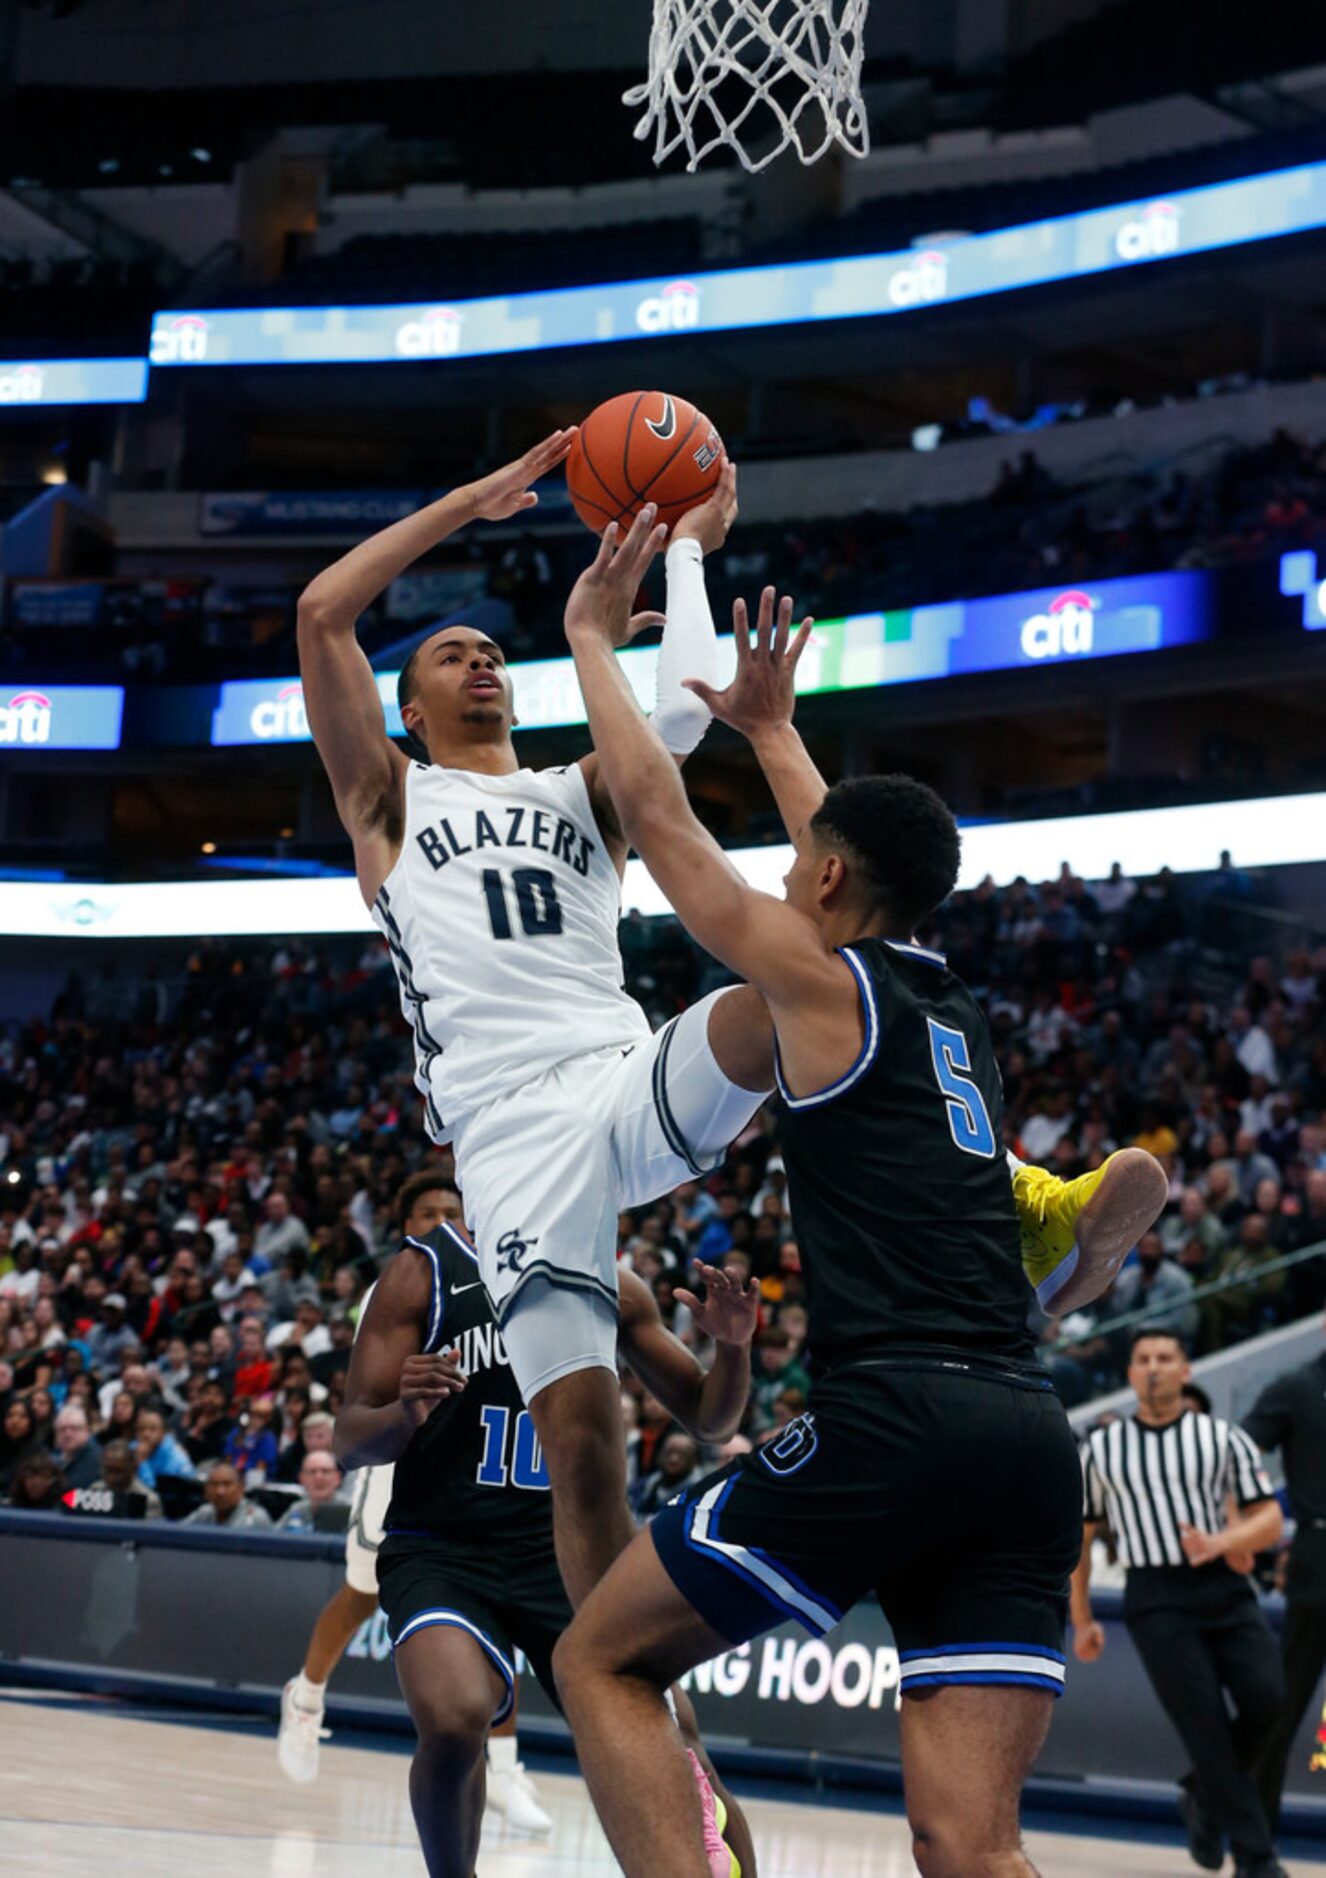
left=10, top=418, right=1326, bottom=687
left=0, top=849, right=1322, bottom=1522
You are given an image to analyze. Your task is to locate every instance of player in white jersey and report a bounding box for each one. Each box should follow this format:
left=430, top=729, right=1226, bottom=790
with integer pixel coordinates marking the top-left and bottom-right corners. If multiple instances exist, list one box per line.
left=296, top=434, right=772, bottom=1610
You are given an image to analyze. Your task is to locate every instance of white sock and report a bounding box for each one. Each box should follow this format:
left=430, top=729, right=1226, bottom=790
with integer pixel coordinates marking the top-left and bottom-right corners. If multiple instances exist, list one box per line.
left=488, top=1732, right=519, bottom=1774
left=292, top=1670, right=325, bottom=1712
left=651, top=537, right=718, bottom=756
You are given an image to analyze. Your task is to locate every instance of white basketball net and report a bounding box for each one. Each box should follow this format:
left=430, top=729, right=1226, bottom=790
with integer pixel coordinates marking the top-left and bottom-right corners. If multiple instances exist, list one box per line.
left=625, top=0, right=871, bottom=175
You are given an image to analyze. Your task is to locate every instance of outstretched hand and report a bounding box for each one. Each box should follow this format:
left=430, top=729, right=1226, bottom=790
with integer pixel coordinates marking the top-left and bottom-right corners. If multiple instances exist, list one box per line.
left=674, top=1260, right=761, bottom=1347
left=684, top=585, right=813, bottom=740
left=464, top=428, right=577, bottom=524
left=564, top=505, right=669, bottom=647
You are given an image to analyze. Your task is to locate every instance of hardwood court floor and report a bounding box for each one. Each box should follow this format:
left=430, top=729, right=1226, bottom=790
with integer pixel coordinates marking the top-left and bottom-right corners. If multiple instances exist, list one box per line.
left=4, top=1689, right=1325, bottom=1877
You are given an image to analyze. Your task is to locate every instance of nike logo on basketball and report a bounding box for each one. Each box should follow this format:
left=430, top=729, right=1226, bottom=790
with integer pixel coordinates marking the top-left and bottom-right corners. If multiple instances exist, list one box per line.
left=645, top=394, right=677, bottom=441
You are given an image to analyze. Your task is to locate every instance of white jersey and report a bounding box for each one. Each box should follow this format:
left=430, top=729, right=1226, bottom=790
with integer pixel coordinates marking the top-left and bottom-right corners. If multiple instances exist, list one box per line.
left=371, top=759, right=651, bottom=1143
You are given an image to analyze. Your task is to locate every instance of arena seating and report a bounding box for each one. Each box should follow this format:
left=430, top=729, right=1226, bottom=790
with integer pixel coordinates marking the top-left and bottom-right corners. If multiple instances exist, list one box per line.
left=1, top=855, right=1320, bottom=1516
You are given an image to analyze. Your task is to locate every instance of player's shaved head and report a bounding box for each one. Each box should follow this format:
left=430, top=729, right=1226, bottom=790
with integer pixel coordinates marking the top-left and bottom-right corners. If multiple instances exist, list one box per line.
left=811, top=774, right=960, bottom=933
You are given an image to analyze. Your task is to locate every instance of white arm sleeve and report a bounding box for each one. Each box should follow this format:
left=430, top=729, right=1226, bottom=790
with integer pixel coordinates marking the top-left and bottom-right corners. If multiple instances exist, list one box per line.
left=651, top=536, right=719, bottom=756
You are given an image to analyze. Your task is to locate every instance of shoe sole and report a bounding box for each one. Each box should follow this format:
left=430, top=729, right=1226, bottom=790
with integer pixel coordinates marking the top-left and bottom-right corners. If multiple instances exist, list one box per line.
left=1050, top=1148, right=1169, bottom=1313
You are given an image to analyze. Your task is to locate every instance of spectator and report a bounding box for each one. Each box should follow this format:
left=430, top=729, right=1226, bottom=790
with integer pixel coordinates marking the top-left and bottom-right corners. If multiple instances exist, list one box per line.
left=272, top=1387, right=313, bottom=1482
left=102, top=1389, right=139, bottom=1443
left=207, top=1323, right=237, bottom=1396
left=630, top=1432, right=702, bottom=1518
left=277, top=1451, right=349, bottom=1532
left=225, top=1398, right=280, bottom=1482
left=182, top=1378, right=235, bottom=1466
left=0, top=1243, right=40, bottom=1307
left=255, top=1192, right=310, bottom=1268
left=1233, top=1132, right=1280, bottom=1207
left=1207, top=1217, right=1289, bottom=1348
left=97, top=1357, right=157, bottom=1427
left=52, top=1403, right=102, bottom=1489
left=25, top=1386, right=54, bottom=1451
left=184, top=1460, right=273, bottom=1530
left=311, top=1312, right=356, bottom=1385
left=233, top=1315, right=276, bottom=1400
left=1020, top=1087, right=1076, bottom=1162
left=88, top=1437, right=162, bottom=1519
left=268, top=1297, right=331, bottom=1359
left=135, top=1405, right=198, bottom=1490
left=750, top=1326, right=811, bottom=1432
left=212, top=1249, right=258, bottom=1321
left=1161, top=1188, right=1227, bottom=1266
left=1231, top=1007, right=1278, bottom=1083
left=85, top=1293, right=136, bottom=1374
left=1110, top=1232, right=1200, bottom=1350
left=9, top=1453, right=66, bottom=1510
left=0, top=1397, right=43, bottom=1494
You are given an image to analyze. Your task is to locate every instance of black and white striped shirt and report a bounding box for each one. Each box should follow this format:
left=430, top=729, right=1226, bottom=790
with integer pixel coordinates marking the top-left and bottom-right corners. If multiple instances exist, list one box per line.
left=1080, top=1413, right=1273, bottom=1571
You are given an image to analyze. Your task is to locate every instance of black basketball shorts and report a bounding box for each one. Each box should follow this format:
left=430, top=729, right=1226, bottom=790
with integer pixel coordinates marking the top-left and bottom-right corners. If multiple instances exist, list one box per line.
left=652, top=1356, right=1083, bottom=1699
left=377, top=1531, right=572, bottom=1724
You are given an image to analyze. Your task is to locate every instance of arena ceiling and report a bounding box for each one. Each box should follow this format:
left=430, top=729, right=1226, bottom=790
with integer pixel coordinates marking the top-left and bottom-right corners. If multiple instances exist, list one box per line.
left=6, top=0, right=1121, bottom=87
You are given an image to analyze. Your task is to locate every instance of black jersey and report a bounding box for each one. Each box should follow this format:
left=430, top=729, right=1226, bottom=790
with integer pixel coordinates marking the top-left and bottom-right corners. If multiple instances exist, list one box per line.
left=775, top=937, right=1033, bottom=1371
left=384, top=1222, right=553, bottom=1545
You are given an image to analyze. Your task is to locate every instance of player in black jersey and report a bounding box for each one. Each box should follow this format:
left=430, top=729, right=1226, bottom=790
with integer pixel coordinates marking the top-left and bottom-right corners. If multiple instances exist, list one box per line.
left=555, top=511, right=1128, bottom=1878
left=335, top=1215, right=760, bottom=1878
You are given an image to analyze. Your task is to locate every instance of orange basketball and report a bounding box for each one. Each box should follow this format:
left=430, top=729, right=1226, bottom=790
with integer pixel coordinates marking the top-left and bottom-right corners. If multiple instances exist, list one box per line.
left=566, top=390, right=725, bottom=535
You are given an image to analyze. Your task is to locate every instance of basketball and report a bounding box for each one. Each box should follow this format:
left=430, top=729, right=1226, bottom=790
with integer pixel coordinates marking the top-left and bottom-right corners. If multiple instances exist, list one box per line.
left=566, top=390, right=725, bottom=534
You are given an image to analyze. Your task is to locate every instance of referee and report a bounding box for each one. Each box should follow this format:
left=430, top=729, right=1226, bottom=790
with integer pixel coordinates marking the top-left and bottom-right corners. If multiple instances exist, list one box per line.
left=1244, top=1314, right=1326, bottom=1833
left=1072, top=1329, right=1286, bottom=1878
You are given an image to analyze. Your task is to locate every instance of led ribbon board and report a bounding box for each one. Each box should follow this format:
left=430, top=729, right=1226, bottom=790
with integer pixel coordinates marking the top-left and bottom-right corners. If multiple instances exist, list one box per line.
left=209, top=569, right=1212, bottom=747
left=0, top=685, right=124, bottom=750
left=1, top=790, right=1320, bottom=937
left=0, top=359, right=148, bottom=406
left=150, top=162, right=1326, bottom=368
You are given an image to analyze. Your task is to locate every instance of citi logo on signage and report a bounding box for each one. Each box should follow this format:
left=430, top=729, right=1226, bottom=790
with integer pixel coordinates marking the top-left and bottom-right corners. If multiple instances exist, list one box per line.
left=0, top=691, right=53, bottom=743
left=1021, top=591, right=1096, bottom=659
left=395, top=307, right=463, bottom=358
left=250, top=683, right=309, bottom=740
left=0, top=363, right=45, bottom=404
left=150, top=315, right=211, bottom=365
left=1114, top=201, right=1181, bottom=262
left=887, top=250, right=948, bottom=308
left=636, top=281, right=701, bottom=334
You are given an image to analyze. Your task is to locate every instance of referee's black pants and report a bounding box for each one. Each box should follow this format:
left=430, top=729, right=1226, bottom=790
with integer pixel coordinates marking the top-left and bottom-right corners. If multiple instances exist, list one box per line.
left=1255, top=1596, right=1326, bottom=1832
left=1128, top=1587, right=1285, bottom=1864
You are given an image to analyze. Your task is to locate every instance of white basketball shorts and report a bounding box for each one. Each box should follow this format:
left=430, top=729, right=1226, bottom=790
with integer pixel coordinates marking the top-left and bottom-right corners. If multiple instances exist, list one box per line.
left=451, top=989, right=767, bottom=1403
left=344, top=1461, right=394, bottom=1595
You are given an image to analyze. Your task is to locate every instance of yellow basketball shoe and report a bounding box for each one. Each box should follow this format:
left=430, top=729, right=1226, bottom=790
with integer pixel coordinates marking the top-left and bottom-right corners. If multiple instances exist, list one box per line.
left=1013, top=1149, right=1166, bottom=1313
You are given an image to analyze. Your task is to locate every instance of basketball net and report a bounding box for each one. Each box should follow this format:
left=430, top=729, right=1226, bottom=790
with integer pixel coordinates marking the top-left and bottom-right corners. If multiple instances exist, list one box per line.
left=625, top=0, right=870, bottom=175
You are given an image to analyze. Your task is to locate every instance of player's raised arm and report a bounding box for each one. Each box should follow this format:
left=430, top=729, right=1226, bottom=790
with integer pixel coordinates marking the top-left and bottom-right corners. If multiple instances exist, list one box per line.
left=562, top=510, right=840, bottom=1015
left=297, top=429, right=575, bottom=897
left=617, top=1264, right=756, bottom=1443
left=685, top=585, right=827, bottom=855
left=579, top=462, right=737, bottom=849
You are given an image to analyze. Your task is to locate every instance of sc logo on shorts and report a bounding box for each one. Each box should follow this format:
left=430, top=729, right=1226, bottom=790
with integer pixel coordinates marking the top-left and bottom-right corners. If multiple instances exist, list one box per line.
left=759, top=1412, right=819, bottom=1477
left=496, top=1228, right=540, bottom=1275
